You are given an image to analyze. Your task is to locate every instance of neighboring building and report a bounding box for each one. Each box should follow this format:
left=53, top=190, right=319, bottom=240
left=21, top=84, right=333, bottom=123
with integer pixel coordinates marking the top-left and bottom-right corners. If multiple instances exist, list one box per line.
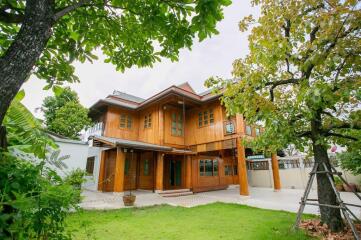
left=48, top=132, right=89, bottom=177
left=86, top=82, right=280, bottom=195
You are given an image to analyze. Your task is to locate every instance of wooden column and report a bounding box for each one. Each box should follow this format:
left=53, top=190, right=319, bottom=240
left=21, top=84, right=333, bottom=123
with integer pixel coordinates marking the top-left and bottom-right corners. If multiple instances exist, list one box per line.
left=97, top=150, right=106, bottom=191
left=237, top=138, right=249, bottom=196
left=114, top=147, right=126, bottom=192
left=155, top=152, right=164, bottom=191
left=185, top=155, right=192, bottom=189
left=271, top=153, right=281, bottom=191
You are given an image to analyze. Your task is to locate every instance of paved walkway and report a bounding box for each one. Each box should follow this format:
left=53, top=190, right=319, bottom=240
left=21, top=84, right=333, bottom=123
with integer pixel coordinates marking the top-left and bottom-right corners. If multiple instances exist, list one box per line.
left=80, top=186, right=361, bottom=217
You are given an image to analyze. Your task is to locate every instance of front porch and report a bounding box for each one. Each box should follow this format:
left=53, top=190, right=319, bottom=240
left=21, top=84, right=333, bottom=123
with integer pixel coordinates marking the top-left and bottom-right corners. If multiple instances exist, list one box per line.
left=80, top=187, right=361, bottom=217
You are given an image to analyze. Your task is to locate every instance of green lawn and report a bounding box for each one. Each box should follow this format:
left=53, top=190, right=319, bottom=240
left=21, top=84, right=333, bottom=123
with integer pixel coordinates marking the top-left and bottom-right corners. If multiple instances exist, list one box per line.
left=66, top=203, right=313, bottom=240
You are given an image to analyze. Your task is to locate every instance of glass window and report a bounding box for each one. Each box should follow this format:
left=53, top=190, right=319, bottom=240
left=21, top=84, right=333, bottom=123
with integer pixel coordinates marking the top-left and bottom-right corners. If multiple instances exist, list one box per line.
left=199, top=160, right=205, bottom=176
left=255, top=128, right=260, bottom=136
left=225, top=121, right=235, bottom=134
left=144, top=114, right=152, bottom=128
left=233, top=165, right=238, bottom=175
left=205, top=160, right=213, bottom=176
left=127, top=115, right=132, bottom=129
left=86, top=157, right=95, bottom=175
left=143, top=159, right=149, bottom=176
left=120, top=114, right=132, bottom=129
left=203, top=110, right=208, bottom=125
left=213, top=159, right=218, bottom=176
left=198, top=109, right=214, bottom=127
left=246, top=125, right=252, bottom=135
left=120, top=114, right=126, bottom=128
left=171, top=112, right=183, bottom=136
left=209, top=109, right=214, bottom=124
left=224, top=165, right=232, bottom=176
left=198, top=112, right=203, bottom=127
left=125, top=158, right=130, bottom=176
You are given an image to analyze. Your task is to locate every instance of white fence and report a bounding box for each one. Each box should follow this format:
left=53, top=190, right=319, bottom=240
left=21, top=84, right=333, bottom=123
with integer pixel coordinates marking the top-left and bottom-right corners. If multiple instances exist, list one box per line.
left=247, top=156, right=361, bottom=190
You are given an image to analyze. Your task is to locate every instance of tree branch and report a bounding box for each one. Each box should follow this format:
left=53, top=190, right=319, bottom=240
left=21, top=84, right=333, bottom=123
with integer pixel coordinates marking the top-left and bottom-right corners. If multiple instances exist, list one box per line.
left=54, top=0, right=92, bottom=21
left=324, top=132, right=358, bottom=141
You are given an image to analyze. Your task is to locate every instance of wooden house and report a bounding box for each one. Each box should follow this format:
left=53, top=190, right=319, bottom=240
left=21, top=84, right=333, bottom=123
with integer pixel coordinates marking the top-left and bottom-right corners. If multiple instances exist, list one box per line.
left=88, top=82, right=281, bottom=195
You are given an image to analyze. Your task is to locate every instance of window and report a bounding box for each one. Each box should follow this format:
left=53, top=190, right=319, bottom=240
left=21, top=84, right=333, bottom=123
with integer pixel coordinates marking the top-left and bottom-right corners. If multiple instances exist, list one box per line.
left=120, top=114, right=132, bottom=129
left=233, top=164, right=238, bottom=175
left=224, top=120, right=235, bottom=135
left=124, top=158, right=130, bottom=176
left=199, top=159, right=218, bottom=176
left=143, top=159, right=150, bottom=176
left=86, top=157, right=95, bottom=175
left=246, top=125, right=252, bottom=135
left=171, top=112, right=183, bottom=136
left=224, top=165, right=233, bottom=176
left=198, top=109, right=214, bottom=127
left=144, top=114, right=152, bottom=128
left=255, top=128, right=260, bottom=136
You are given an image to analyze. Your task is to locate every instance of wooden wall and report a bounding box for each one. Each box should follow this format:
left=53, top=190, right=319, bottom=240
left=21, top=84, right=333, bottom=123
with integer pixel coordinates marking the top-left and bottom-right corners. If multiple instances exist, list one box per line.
left=103, top=106, right=139, bottom=140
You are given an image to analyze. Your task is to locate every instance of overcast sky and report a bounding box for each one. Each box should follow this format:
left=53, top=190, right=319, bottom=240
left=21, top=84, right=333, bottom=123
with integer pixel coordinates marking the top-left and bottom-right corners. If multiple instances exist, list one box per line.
left=22, top=1, right=259, bottom=118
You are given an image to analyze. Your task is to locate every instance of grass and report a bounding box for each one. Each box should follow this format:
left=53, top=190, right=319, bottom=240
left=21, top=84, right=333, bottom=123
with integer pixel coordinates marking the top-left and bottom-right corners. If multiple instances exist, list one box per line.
left=66, top=203, right=313, bottom=240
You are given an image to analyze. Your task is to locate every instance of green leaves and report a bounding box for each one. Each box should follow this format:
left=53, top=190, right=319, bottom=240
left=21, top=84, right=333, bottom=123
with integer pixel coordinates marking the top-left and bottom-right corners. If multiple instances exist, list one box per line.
left=42, top=87, right=92, bottom=140
left=1, top=0, right=230, bottom=86
left=208, top=0, right=361, bottom=154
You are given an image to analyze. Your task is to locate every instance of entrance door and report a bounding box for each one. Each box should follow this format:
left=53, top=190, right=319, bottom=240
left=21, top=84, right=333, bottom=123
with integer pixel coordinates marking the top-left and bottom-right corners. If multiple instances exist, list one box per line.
left=168, top=158, right=182, bottom=189
left=164, top=155, right=184, bottom=190
left=103, top=150, right=116, bottom=192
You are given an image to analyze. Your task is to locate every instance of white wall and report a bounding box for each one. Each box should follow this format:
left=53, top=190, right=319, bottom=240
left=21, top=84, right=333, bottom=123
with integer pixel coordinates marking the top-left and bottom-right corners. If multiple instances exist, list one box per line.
left=248, top=158, right=361, bottom=190
left=82, top=146, right=104, bottom=191
left=55, top=141, right=89, bottom=177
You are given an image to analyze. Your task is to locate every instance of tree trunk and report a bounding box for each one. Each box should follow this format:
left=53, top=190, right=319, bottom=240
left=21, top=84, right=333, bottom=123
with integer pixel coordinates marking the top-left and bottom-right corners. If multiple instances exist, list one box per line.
left=311, top=114, right=344, bottom=232
left=0, top=0, right=55, bottom=127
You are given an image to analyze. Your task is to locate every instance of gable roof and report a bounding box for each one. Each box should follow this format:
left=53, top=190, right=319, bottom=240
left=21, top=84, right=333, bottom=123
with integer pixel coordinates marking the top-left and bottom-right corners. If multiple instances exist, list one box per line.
left=90, top=82, right=223, bottom=113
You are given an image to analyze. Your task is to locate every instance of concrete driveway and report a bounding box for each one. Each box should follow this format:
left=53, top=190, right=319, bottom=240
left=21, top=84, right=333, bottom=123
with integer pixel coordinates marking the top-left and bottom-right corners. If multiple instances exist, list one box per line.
left=80, top=186, right=361, bottom=217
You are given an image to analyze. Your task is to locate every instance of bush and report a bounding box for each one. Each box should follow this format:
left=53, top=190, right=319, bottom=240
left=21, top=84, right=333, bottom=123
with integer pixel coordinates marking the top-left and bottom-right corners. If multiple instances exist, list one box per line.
left=0, top=153, right=79, bottom=239
left=64, top=168, right=87, bottom=189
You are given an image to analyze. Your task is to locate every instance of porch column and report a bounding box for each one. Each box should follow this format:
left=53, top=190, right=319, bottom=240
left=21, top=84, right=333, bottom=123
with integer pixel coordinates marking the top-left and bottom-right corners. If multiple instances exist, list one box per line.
left=185, top=155, right=192, bottom=189
left=97, top=150, right=106, bottom=191
left=237, top=138, right=249, bottom=196
left=114, top=147, right=125, bottom=192
left=271, top=153, right=281, bottom=191
left=155, top=152, right=164, bottom=191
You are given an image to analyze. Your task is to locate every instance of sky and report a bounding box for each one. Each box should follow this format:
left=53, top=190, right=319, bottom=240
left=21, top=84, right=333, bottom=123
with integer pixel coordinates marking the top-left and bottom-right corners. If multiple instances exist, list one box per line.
left=22, top=1, right=260, bottom=118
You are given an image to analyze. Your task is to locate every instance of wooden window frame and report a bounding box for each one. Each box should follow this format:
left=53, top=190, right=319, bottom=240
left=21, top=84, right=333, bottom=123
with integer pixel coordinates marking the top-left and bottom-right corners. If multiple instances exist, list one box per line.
left=245, top=125, right=252, bottom=136
left=198, top=108, right=214, bottom=128
left=171, top=112, right=183, bottom=137
left=199, top=158, right=219, bottom=176
left=86, top=157, right=95, bottom=175
left=120, top=114, right=133, bottom=130
left=143, top=159, right=150, bottom=176
left=144, top=113, right=152, bottom=129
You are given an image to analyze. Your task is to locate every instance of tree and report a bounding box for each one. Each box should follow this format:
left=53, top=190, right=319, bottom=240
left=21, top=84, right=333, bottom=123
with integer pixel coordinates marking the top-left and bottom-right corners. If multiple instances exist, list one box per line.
left=0, top=0, right=232, bottom=137
left=42, top=87, right=92, bottom=140
left=207, top=0, right=361, bottom=232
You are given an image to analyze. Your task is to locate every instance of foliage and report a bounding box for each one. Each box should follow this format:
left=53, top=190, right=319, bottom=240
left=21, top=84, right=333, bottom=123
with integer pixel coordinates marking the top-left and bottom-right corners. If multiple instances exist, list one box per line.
left=0, top=0, right=232, bottom=89
left=206, top=0, right=361, bottom=158
left=338, top=149, right=361, bottom=175
left=67, top=203, right=312, bottom=240
left=4, top=90, right=57, bottom=159
left=42, top=87, right=78, bottom=126
left=0, top=93, right=80, bottom=239
left=42, top=87, right=92, bottom=140
left=0, top=155, right=79, bottom=239
left=206, top=0, right=360, bottom=231
left=334, top=176, right=342, bottom=186
left=64, top=168, right=87, bottom=189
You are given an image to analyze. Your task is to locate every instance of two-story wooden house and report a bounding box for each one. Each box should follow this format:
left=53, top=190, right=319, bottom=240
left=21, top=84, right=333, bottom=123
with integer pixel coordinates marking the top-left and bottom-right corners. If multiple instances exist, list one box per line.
left=88, top=82, right=281, bottom=196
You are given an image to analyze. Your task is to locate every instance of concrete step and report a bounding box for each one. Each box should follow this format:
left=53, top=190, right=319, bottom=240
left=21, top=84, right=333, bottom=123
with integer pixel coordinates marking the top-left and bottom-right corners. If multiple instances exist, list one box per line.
left=160, top=191, right=193, bottom=197
left=158, top=189, right=191, bottom=194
